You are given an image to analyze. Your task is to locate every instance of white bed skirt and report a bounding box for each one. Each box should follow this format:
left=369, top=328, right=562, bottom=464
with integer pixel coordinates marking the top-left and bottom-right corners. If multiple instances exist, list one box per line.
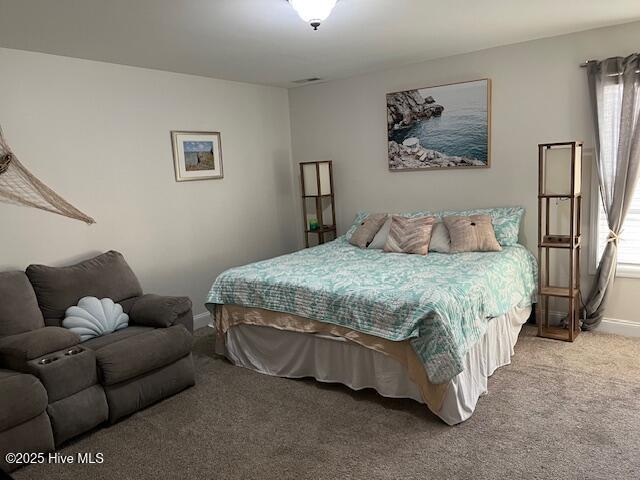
left=215, top=305, right=531, bottom=425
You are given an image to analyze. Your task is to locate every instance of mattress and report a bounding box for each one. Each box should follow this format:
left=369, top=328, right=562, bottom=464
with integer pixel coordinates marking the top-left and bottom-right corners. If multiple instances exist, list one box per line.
left=214, top=304, right=531, bottom=425
left=206, top=237, right=537, bottom=384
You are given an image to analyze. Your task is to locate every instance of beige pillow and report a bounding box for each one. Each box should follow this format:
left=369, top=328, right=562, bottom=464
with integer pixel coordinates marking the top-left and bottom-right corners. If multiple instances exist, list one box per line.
left=349, top=213, right=388, bottom=248
left=383, top=216, right=436, bottom=255
left=444, top=215, right=502, bottom=253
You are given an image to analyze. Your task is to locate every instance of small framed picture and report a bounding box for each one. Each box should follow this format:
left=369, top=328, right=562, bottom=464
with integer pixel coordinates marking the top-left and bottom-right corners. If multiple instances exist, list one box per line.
left=171, top=131, right=223, bottom=182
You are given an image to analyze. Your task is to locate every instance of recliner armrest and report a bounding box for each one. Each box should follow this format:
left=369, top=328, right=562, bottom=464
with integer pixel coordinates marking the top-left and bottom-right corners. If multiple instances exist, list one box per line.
left=0, top=327, right=80, bottom=371
left=129, top=294, right=193, bottom=331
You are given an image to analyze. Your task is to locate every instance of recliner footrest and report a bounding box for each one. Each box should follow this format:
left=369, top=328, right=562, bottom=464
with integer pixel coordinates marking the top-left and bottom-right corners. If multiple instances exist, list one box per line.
left=104, top=354, right=195, bottom=423
left=0, top=370, right=48, bottom=432
left=95, top=325, right=193, bottom=385
left=0, top=412, right=55, bottom=473
left=47, top=384, right=108, bottom=446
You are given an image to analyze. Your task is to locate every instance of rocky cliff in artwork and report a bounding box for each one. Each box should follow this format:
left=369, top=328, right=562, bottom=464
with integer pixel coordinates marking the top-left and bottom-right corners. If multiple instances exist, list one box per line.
left=386, top=90, right=444, bottom=132
left=388, top=139, right=485, bottom=170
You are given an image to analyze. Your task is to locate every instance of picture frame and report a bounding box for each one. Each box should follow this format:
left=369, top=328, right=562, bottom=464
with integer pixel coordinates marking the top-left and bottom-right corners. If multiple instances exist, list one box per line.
left=171, top=130, right=224, bottom=181
left=387, top=78, right=491, bottom=171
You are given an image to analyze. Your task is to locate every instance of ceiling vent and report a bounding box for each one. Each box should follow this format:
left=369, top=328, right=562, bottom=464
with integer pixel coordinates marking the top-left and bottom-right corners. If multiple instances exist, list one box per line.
left=292, top=77, right=323, bottom=84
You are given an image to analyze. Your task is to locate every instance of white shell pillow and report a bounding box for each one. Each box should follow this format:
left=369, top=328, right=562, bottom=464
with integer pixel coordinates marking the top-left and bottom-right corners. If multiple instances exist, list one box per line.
left=63, top=297, right=129, bottom=341
left=368, top=219, right=451, bottom=253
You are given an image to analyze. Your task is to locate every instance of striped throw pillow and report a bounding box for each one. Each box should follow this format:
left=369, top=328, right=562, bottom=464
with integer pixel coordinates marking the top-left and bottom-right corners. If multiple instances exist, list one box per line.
left=383, top=215, right=436, bottom=255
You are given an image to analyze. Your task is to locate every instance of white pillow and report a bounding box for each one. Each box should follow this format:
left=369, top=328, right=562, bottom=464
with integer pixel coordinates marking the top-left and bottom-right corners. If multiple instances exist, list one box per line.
left=429, top=222, right=451, bottom=253
left=367, top=216, right=392, bottom=249
left=368, top=219, right=450, bottom=253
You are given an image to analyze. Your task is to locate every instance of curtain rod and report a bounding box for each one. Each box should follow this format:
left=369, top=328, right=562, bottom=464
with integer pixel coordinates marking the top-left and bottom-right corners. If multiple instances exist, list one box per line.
left=580, top=60, right=640, bottom=74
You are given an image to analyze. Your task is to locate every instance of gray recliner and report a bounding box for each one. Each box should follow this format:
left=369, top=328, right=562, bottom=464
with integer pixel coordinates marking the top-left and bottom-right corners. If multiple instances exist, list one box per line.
left=0, top=251, right=196, bottom=472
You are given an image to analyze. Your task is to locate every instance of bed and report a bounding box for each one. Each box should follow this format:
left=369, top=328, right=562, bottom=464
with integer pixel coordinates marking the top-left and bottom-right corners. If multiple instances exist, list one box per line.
left=205, top=217, right=537, bottom=424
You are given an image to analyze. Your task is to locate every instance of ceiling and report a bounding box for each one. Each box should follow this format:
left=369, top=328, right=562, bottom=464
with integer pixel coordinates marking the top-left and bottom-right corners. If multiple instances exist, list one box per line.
left=0, top=0, right=639, bottom=88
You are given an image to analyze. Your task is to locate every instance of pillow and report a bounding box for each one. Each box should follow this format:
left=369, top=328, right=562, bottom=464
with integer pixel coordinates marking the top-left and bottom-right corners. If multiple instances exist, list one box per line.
left=415, top=207, right=523, bottom=246
left=367, top=216, right=392, bottom=249
left=369, top=219, right=450, bottom=252
left=428, top=222, right=451, bottom=253
left=445, top=207, right=523, bottom=246
left=63, top=297, right=129, bottom=341
left=444, top=215, right=502, bottom=253
left=383, top=216, right=436, bottom=255
left=345, top=211, right=370, bottom=241
left=350, top=206, right=523, bottom=246
left=349, top=213, right=388, bottom=248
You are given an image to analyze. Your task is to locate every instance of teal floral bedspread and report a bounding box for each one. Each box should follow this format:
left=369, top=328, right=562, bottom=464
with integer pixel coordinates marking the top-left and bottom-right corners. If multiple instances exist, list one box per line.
left=206, top=238, right=537, bottom=384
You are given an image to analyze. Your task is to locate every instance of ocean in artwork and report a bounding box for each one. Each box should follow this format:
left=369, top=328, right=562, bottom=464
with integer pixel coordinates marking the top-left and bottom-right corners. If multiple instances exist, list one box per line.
left=388, top=80, right=489, bottom=168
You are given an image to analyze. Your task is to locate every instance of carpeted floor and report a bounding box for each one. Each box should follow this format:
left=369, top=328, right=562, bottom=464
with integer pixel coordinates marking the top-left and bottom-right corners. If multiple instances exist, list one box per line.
left=13, top=326, right=640, bottom=480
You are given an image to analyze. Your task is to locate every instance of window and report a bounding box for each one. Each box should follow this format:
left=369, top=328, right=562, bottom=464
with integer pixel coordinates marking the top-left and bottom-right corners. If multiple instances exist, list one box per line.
left=592, top=82, right=640, bottom=277
left=594, top=184, right=640, bottom=276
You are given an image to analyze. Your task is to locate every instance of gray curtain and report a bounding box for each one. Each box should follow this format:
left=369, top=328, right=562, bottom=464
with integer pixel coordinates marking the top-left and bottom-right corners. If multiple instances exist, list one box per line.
left=583, top=53, right=640, bottom=329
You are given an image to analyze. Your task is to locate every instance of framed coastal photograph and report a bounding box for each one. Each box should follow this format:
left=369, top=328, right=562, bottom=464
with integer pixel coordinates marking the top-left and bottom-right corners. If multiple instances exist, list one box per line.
left=387, top=79, right=491, bottom=171
left=171, top=131, right=223, bottom=181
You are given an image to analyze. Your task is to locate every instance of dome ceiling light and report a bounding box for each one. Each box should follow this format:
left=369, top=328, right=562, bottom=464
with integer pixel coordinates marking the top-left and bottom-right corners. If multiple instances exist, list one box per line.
left=287, top=0, right=338, bottom=30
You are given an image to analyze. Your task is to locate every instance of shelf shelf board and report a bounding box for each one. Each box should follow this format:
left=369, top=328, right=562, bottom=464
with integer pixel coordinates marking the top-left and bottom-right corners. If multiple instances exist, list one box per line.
left=538, top=193, right=581, bottom=199
left=539, top=325, right=580, bottom=341
left=539, top=286, right=579, bottom=298
left=305, top=226, right=336, bottom=234
left=302, top=194, right=333, bottom=198
left=539, top=240, right=581, bottom=249
left=539, top=141, right=583, bottom=147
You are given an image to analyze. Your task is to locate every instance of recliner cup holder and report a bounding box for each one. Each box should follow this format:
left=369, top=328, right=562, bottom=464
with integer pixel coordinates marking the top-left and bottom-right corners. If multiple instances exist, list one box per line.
left=38, top=356, right=59, bottom=365
left=37, top=347, right=83, bottom=365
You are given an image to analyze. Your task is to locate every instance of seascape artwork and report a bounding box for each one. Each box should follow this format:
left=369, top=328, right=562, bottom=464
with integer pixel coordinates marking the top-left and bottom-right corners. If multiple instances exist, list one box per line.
left=387, top=79, right=490, bottom=170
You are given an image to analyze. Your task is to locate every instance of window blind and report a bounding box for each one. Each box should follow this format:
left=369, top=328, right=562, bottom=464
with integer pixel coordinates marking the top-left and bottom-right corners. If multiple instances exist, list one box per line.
left=595, top=82, right=640, bottom=267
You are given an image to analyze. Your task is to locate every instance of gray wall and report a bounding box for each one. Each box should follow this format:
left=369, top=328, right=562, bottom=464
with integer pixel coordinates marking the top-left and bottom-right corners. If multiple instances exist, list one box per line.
left=289, top=21, right=640, bottom=324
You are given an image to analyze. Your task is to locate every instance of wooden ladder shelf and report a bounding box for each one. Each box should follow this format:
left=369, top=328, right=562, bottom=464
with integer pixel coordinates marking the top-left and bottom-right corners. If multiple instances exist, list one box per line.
left=537, top=141, right=583, bottom=342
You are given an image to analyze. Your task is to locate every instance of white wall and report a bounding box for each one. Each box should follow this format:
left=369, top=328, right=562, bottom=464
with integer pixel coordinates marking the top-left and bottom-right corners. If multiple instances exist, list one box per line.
left=0, top=47, right=297, bottom=319
left=289, top=21, right=640, bottom=324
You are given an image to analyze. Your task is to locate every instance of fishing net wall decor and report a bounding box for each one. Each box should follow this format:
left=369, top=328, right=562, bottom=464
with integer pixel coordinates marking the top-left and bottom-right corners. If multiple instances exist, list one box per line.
left=0, top=127, right=95, bottom=224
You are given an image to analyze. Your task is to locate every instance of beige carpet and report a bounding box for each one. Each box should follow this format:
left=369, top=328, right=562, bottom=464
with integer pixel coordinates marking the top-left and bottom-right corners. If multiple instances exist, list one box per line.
left=13, top=326, right=640, bottom=480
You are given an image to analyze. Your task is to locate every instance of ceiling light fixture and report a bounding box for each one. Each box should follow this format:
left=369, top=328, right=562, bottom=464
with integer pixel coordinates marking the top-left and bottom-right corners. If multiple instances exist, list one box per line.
left=288, top=0, right=338, bottom=31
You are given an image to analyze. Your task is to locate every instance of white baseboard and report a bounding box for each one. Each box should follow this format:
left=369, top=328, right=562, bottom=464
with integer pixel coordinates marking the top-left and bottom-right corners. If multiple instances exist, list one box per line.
left=193, top=311, right=212, bottom=331
left=597, top=317, right=640, bottom=337
left=546, top=310, right=640, bottom=337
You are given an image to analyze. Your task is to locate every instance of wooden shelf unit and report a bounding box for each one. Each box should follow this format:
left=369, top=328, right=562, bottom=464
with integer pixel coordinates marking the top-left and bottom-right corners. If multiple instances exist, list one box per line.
left=300, top=161, right=336, bottom=247
left=537, top=141, right=583, bottom=342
